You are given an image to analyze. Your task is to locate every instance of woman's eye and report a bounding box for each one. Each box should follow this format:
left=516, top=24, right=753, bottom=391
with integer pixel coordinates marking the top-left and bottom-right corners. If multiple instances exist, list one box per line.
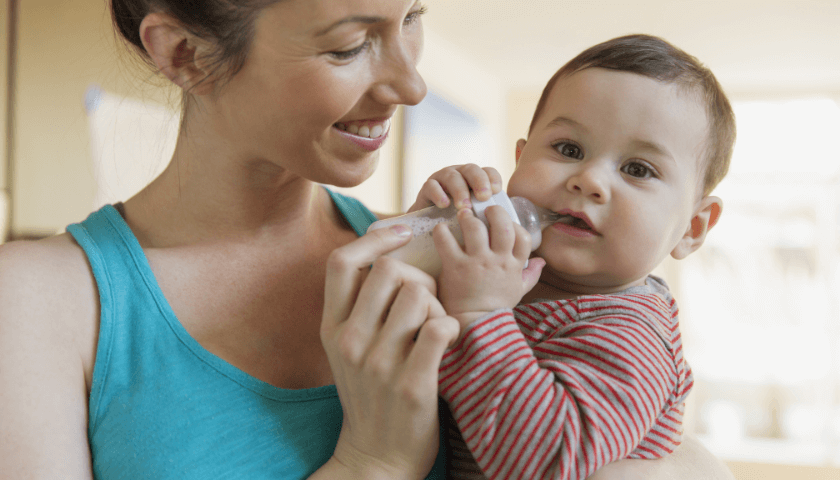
left=404, top=4, right=428, bottom=26
left=553, top=142, right=584, bottom=159
left=329, top=41, right=371, bottom=60
left=622, top=162, right=653, bottom=178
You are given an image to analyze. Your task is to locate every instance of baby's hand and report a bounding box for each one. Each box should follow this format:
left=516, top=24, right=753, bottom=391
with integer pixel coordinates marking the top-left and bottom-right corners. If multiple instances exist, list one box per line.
left=433, top=205, right=542, bottom=335
left=407, top=164, right=503, bottom=213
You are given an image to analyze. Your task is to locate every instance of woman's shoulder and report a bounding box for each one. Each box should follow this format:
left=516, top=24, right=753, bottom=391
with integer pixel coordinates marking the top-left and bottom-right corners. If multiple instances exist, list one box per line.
left=0, top=233, right=99, bottom=379
left=0, top=234, right=98, bottom=477
left=0, top=233, right=97, bottom=299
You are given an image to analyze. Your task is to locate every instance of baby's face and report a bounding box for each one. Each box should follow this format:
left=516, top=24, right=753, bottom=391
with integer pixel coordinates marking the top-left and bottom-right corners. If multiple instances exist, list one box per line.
left=508, top=68, right=708, bottom=294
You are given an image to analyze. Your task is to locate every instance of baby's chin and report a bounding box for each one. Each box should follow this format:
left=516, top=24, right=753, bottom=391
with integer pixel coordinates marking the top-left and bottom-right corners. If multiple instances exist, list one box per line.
left=536, top=262, right=648, bottom=297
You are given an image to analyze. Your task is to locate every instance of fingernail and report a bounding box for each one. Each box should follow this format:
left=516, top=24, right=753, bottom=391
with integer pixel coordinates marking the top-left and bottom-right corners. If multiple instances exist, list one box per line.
left=460, top=199, right=471, bottom=208
left=476, top=188, right=490, bottom=199
left=391, top=224, right=412, bottom=237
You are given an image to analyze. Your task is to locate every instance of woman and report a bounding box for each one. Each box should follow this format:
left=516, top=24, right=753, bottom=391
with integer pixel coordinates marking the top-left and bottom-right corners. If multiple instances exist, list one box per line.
left=0, top=0, right=733, bottom=478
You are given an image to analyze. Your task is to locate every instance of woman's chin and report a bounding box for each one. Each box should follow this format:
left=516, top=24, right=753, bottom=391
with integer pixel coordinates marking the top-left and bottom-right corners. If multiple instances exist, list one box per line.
left=325, top=157, right=379, bottom=188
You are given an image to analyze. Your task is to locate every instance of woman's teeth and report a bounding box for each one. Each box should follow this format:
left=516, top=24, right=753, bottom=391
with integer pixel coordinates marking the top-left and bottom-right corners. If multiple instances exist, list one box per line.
left=335, top=120, right=390, bottom=139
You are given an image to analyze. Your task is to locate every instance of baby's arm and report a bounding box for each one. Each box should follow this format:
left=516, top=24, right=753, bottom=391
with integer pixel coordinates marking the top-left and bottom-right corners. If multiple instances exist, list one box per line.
left=434, top=207, right=536, bottom=332
left=411, top=164, right=541, bottom=335
left=440, top=299, right=683, bottom=480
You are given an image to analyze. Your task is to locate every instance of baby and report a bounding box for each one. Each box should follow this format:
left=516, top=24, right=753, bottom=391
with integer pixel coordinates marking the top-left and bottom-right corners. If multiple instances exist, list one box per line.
left=409, top=34, right=735, bottom=479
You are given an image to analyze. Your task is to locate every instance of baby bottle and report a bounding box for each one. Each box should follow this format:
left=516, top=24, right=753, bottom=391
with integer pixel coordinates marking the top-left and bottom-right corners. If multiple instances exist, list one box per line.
left=367, top=191, right=556, bottom=277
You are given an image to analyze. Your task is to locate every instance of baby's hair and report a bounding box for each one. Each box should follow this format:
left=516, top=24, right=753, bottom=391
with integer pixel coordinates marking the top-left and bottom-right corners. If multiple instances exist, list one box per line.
left=529, top=34, right=735, bottom=196
left=110, top=0, right=280, bottom=86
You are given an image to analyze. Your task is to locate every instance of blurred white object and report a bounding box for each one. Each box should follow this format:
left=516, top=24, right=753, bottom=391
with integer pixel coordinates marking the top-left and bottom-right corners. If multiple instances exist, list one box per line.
left=85, top=85, right=179, bottom=209
left=702, top=400, right=746, bottom=447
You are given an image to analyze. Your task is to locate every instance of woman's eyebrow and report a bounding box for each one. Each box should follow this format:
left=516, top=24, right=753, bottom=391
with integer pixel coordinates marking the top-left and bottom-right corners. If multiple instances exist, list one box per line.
left=315, top=15, right=386, bottom=36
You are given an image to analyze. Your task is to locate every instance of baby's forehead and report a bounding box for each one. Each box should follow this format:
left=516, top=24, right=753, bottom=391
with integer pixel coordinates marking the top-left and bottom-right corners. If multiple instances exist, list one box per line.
left=542, top=69, right=710, bottom=140
left=540, top=69, right=712, bottom=186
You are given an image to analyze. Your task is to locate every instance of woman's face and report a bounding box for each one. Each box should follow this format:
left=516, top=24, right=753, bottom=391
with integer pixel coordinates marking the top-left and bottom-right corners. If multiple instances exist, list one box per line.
left=208, top=0, right=428, bottom=187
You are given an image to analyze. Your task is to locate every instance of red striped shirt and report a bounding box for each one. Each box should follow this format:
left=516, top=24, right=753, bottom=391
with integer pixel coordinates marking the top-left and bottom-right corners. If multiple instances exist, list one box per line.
left=439, top=276, right=693, bottom=480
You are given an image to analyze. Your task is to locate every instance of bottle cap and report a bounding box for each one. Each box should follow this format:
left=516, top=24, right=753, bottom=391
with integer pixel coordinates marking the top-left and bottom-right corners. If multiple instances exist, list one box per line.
left=471, top=191, right=521, bottom=227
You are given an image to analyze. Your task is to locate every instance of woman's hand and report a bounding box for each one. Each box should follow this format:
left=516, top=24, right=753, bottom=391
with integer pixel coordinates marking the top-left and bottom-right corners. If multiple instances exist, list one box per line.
left=407, top=164, right=503, bottom=212
left=318, top=225, right=460, bottom=480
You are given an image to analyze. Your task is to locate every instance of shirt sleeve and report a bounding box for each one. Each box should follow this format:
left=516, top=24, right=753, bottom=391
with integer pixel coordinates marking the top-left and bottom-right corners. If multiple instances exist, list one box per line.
left=438, top=298, right=680, bottom=480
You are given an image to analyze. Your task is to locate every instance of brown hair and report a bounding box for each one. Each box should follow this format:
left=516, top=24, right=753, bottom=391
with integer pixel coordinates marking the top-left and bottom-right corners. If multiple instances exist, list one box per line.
left=529, top=34, right=736, bottom=196
left=110, top=0, right=278, bottom=85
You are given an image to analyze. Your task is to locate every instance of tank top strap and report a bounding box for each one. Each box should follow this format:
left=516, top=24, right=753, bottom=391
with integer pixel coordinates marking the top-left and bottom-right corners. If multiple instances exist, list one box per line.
left=324, top=187, right=379, bottom=235
left=66, top=204, right=163, bottom=425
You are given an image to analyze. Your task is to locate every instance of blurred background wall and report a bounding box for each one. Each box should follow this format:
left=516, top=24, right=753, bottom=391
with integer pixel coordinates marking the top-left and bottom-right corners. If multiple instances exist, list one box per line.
left=2, top=1, right=840, bottom=479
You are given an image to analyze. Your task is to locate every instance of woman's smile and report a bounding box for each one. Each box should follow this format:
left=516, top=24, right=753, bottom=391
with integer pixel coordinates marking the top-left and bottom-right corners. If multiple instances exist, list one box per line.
left=333, top=118, right=392, bottom=151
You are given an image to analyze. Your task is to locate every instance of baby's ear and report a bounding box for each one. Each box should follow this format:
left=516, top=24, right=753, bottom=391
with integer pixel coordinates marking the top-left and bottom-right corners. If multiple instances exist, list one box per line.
left=515, top=139, right=527, bottom=165
left=671, top=196, right=723, bottom=260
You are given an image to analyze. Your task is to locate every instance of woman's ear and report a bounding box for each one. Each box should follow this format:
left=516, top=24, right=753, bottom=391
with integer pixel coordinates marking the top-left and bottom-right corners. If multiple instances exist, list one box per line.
left=671, top=196, right=723, bottom=260
left=139, top=13, right=216, bottom=95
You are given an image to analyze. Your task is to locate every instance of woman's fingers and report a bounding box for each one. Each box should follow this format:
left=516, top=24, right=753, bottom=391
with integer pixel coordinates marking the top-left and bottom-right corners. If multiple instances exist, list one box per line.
left=322, top=225, right=413, bottom=334
left=370, top=282, right=445, bottom=367
left=405, top=315, right=460, bottom=385
left=348, top=256, right=437, bottom=347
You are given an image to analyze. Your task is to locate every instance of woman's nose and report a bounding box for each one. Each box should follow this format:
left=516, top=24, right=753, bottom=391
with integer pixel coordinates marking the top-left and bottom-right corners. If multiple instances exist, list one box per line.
left=370, top=39, right=427, bottom=106
left=566, top=163, right=610, bottom=203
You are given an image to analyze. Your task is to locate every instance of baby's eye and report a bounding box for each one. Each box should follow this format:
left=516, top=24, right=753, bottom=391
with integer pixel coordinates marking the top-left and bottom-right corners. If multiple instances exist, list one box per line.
left=621, top=161, right=654, bottom=179
left=553, top=142, right=584, bottom=159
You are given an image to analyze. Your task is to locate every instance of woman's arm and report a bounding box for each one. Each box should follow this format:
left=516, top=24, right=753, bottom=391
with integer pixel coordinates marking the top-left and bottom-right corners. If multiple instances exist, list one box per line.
left=0, top=237, right=98, bottom=479
left=586, top=436, right=735, bottom=480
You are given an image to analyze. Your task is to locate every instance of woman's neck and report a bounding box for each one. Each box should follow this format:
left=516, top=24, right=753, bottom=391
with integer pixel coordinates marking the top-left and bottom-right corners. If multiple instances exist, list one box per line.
left=122, top=136, right=330, bottom=249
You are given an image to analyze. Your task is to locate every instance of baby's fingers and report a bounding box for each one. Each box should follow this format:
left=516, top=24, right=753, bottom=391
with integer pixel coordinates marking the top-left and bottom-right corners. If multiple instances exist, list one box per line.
left=511, top=223, right=533, bottom=261
left=456, top=164, right=502, bottom=202
left=410, top=178, right=451, bottom=212
left=485, top=205, right=517, bottom=254
left=457, top=208, right=491, bottom=255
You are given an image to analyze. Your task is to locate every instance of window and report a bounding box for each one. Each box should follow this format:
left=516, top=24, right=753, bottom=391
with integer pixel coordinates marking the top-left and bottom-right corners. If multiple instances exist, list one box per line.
left=671, top=97, right=840, bottom=466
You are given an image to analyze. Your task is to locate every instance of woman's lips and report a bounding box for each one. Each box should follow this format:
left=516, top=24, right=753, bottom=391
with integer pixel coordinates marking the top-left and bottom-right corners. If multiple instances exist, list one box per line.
left=333, top=119, right=392, bottom=152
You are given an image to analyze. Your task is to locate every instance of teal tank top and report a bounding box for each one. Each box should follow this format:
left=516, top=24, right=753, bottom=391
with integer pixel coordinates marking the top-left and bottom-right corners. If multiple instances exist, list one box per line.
left=67, top=189, right=446, bottom=480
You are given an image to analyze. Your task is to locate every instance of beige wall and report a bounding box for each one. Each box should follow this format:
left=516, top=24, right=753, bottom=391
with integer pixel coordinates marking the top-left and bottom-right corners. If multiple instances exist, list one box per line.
left=13, top=0, right=174, bottom=234
left=1, top=0, right=9, bottom=194
left=1, top=0, right=9, bottom=241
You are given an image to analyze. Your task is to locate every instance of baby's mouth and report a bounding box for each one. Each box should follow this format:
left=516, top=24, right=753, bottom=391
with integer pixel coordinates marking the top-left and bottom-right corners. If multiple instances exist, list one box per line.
left=556, top=214, right=597, bottom=233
